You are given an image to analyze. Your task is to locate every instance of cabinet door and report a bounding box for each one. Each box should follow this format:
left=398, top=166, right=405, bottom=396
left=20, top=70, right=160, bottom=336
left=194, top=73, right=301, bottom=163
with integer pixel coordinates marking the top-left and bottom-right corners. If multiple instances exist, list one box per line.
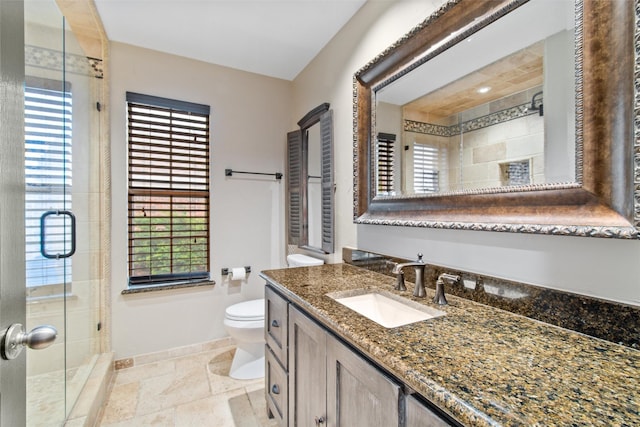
left=266, top=285, right=289, bottom=368
left=405, top=394, right=453, bottom=427
left=326, top=336, right=400, bottom=427
left=289, top=306, right=327, bottom=427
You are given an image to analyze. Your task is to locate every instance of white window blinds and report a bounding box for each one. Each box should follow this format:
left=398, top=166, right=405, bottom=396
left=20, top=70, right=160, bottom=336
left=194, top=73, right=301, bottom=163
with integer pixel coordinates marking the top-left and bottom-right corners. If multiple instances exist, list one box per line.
left=24, top=79, right=73, bottom=287
left=413, top=142, right=440, bottom=194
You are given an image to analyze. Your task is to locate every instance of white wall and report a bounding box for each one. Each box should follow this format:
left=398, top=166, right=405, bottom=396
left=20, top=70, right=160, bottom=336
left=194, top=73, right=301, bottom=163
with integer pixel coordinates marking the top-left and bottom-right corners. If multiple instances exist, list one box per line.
left=110, top=42, right=292, bottom=358
left=292, top=0, right=640, bottom=306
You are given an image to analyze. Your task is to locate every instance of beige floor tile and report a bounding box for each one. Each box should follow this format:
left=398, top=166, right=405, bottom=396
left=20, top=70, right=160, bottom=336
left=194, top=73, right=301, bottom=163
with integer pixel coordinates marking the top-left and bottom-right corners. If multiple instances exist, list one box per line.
left=175, top=392, right=238, bottom=427
left=135, top=367, right=211, bottom=416
left=115, top=360, right=176, bottom=386
left=101, top=408, right=174, bottom=427
left=100, top=381, right=139, bottom=424
left=99, top=345, right=275, bottom=427
left=207, top=349, right=264, bottom=396
left=246, top=388, right=280, bottom=427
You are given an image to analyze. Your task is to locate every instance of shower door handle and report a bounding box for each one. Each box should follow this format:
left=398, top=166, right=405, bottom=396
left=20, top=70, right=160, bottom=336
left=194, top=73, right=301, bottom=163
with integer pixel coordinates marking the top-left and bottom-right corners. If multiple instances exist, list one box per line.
left=40, top=210, right=76, bottom=259
left=0, top=323, right=57, bottom=360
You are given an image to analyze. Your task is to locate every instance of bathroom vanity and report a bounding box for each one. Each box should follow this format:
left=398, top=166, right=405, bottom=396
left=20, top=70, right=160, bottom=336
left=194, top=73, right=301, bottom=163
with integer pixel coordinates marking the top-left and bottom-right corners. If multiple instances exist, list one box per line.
left=264, top=284, right=450, bottom=427
left=261, top=263, right=640, bottom=427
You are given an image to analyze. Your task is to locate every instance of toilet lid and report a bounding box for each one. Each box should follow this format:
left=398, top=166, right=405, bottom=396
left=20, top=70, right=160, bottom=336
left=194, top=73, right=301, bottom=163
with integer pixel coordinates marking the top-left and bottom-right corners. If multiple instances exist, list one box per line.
left=225, top=299, right=265, bottom=321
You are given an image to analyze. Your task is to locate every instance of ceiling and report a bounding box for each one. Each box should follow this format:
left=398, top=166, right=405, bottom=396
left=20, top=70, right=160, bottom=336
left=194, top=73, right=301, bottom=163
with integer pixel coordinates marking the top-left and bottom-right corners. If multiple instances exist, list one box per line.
left=93, top=0, right=367, bottom=81
left=404, top=42, right=543, bottom=119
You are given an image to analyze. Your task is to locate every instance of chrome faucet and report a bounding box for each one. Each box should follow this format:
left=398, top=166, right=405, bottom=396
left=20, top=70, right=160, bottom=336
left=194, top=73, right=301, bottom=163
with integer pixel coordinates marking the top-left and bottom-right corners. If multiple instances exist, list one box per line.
left=391, top=253, right=426, bottom=297
left=433, top=273, right=460, bottom=305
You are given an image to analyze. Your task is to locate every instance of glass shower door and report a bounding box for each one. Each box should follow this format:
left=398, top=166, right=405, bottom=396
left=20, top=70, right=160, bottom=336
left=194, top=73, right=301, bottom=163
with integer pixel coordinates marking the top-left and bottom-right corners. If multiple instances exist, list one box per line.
left=24, top=0, right=102, bottom=424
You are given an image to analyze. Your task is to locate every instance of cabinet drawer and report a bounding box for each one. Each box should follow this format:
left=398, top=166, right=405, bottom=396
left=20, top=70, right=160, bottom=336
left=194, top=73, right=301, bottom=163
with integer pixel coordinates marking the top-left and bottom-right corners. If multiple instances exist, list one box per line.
left=265, top=285, right=289, bottom=368
left=266, top=346, right=288, bottom=427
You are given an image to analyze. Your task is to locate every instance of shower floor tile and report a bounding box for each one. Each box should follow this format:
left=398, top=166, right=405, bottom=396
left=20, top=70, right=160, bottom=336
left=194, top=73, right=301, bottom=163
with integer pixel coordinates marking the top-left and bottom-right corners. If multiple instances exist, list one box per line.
left=99, top=345, right=278, bottom=427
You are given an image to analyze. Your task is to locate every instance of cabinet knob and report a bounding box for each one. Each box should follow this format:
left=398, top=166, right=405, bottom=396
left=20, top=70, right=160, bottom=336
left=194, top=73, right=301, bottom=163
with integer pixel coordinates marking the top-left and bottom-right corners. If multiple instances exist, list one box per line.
left=315, top=416, right=325, bottom=426
left=271, top=384, right=280, bottom=395
left=271, top=320, right=280, bottom=328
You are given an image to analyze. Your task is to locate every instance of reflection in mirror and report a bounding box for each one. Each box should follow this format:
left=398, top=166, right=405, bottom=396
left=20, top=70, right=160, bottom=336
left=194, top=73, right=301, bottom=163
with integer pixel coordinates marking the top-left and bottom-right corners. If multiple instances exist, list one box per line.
left=375, top=0, right=575, bottom=197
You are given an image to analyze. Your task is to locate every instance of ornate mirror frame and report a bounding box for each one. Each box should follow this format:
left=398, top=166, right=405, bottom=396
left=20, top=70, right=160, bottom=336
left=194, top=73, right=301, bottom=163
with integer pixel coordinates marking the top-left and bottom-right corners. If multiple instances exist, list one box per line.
left=353, top=0, right=639, bottom=238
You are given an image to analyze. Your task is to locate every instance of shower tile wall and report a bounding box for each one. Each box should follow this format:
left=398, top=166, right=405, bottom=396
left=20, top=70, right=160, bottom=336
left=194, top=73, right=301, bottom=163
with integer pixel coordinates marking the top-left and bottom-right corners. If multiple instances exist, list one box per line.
left=455, top=113, right=544, bottom=189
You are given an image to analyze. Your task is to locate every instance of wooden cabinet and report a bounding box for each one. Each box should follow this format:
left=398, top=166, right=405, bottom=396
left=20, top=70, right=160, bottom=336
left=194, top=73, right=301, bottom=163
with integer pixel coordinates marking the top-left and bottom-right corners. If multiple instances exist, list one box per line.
left=266, top=346, right=288, bottom=425
left=264, top=283, right=454, bottom=427
left=326, top=332, right=400, bottom=427
left=289, top=305, right=400, bottom=427
left=266, top=286, right=289, bottom=368
left=265, top=287, right=290, bottom=426
left=406, top=394, right=452, bottom=427
left=288, top=306, right=327, bottom=426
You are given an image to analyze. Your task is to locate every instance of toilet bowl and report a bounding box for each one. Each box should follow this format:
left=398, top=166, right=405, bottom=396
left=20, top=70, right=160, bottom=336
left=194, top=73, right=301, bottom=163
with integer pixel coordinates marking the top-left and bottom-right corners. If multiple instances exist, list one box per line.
left=224, top=254, right=323, bottom=380
left=224, top=299, right=265, bottom=380
left=286, top=253, right=325, bottom=267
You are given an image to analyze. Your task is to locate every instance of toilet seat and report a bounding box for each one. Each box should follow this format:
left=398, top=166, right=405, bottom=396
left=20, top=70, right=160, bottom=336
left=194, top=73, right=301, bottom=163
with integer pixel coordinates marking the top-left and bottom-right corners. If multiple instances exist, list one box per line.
left=225, top=299, right=264, bottom=322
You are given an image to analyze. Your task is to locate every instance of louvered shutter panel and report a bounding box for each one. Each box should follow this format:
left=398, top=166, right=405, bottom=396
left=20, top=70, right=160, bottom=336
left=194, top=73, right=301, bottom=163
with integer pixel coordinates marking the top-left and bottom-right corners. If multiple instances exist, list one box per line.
left=320, top=110, right=334, bottom=254
left=287, top=130, right=302, bottom=245
left=376, top=133, right=395, bottom=194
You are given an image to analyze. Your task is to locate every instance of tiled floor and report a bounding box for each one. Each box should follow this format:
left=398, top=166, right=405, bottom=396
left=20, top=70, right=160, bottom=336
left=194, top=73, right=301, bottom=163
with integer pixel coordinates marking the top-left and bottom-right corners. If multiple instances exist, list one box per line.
left=99, top=345, right=279, bottom=426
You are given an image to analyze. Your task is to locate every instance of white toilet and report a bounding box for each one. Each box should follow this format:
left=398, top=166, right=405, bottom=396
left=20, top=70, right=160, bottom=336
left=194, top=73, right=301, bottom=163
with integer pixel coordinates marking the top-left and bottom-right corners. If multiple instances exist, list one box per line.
left=224, top=298, right=265, bottom=379
left=223, top=254, right=323, bottom=380
left=286, top=253, right=325, bottom=268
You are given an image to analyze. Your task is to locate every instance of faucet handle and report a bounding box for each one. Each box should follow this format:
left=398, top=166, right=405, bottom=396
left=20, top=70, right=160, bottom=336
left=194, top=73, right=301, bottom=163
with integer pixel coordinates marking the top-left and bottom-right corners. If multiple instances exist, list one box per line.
left=394, top=271, right=407, bottom=291
left=439, top=273, right=460, bottom=284
left=433, top=273, right=460, bottom=305
left=416, top=253, right=424, bottom=263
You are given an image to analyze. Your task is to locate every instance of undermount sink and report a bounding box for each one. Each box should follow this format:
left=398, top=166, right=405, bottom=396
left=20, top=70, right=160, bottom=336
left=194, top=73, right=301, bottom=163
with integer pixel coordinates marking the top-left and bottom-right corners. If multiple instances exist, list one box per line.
left=327, top=289, right=446, bottom=328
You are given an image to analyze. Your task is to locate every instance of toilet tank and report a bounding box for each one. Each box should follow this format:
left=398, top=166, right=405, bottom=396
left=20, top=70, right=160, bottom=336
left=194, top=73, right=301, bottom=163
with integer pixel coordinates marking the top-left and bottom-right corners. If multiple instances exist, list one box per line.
left=287, top=254, right=324, bottom=267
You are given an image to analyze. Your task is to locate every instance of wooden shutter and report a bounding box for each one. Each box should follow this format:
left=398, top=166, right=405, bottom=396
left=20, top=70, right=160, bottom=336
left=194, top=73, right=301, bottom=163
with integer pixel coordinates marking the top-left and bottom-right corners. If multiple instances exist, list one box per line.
left=320, top=110, right=334, bottom=254
left=376, top=133, right=395, bottom=194
left=287, top=130, right=302, bottom=245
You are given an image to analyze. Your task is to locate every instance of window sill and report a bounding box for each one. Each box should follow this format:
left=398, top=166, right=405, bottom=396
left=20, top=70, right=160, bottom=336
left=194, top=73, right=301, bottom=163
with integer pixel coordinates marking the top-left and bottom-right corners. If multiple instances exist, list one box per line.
left=121, top=280, right=215, bottom=295
left=27, top=293, right=78, bottom=304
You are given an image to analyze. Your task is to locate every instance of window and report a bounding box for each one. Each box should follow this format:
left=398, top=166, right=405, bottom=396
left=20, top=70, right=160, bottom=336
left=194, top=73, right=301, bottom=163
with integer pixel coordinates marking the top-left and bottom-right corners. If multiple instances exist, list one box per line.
left=24, top=78, right=73, bottom=288
left=376, top=133, right=395, bottom=194
left=413, top=142, right=439, bottom=193
left=126, top=92, right=211, bottom=286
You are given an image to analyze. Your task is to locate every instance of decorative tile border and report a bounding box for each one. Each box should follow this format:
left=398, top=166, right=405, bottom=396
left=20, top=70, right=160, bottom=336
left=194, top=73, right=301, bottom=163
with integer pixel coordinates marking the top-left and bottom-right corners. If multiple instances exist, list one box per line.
left=405, top=102, right=538, bottom=137
left=343, top=248, right=640, bottom=349
left=25, top=45, right=103, bottom=78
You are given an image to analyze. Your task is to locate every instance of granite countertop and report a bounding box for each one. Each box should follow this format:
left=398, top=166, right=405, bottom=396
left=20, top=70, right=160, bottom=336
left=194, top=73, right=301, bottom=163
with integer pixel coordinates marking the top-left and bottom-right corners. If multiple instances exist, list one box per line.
left=260, top=263, right=640, bottom=427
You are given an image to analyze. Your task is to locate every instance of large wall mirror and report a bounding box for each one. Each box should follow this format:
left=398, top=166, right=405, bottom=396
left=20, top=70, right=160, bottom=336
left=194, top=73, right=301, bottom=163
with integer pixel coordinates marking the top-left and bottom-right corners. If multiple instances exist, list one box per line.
left=288, top=103, right=335, bottom=253
left=354, top=0, right=639, bottom=238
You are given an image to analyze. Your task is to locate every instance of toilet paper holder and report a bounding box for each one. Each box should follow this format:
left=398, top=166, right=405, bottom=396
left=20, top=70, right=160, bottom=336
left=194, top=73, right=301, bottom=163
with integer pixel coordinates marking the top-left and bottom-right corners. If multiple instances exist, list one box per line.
left=221, top=266, right=251, bottom=276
